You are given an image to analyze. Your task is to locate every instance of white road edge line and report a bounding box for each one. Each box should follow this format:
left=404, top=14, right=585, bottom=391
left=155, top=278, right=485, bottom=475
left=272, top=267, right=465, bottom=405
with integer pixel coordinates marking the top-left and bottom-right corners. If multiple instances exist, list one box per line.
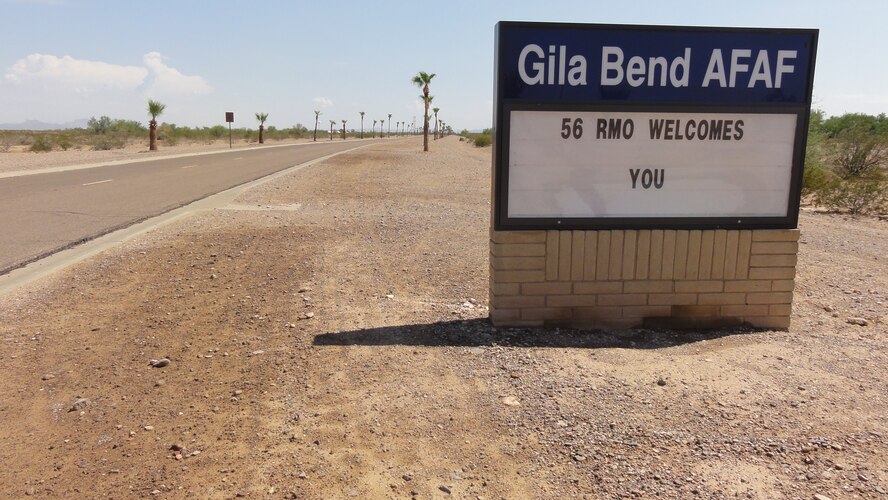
left=0, top=143, right=375, bottom=296
left=82, top=179, right=113, bottom=186
left=181, top=165, right=197, bottom=169
left=233, top=157, right=244, bottom=160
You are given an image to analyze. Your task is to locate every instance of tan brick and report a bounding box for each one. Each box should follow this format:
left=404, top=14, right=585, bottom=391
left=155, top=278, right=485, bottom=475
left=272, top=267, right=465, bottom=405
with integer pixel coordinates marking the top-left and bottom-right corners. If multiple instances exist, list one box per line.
left=750, top=254, right=798, bottom=267
left=698, top=231, right=715, bottom=279
left=686, top=230, right=702, bottom=280
left=573, top=306, right=623, bottom=319
left=622, top=230, right=637, bottom=280
left=622, top=305, right=671, bottom=317
left=492, top=231, right=547, bottom=244
left=711, top=230, right=727, bottom=280
left=724, top=231, right=740, bottom=279
left=747, top=292, right=793, bottom=304
left=575, top=281, right=623, bottom=294
left=522, top=282, right=572, bottom=295
left=752, top=229, right=800, bottom=242
left=745, top=316, right=791, bottom=329
left=548, top=295, right=597, bottom=307
left=724, top=280, right=772, bottom=292
left=698, top=293, right=747, bottom=305
left=661, top=230, right=677, bottom=279
left=490, top=256, right=546, bottom=270
left=546, top=230, right=559, bottom=281
left=558, top=231, right=572, bottom=281
left=736, top=230, right=752, bottom=279
left=583, top=232, right=598, bottom=280
left=673, top=230, right=689, bottom=279
left=721, top=304, right=770, bottom=316
left=493, top=295, right=546, bottom=308
left=751, top=241, right=799, bottom=254
left=635, top=230, right=651, bottom=280
left=771, top=280, right=796, bottom=292
left=491, top=243, right=546, bottom=257
left=490, top=308, right=521, bottom=322
left=649, top=230, right=664, bottom=279
left=748, top=267, right=796, bottom=280
left=770, top=304, right=792, bottom=316
left=492, top=283, right=521, bottom=296
left=493, top=270, right=545, bottom=283
left=596, top=231, right=611, bottom=281
left=671, top=305, right=719, bottom=316
left=624, top=281, right=673, bottom=293
left=521, top=307, right=572, bottom=321
left=596, top=317, right=644, bottom=329
left=609, top=230, right=624, bottom=280
left=648, top=293, right=697, bottom=306
left=598, top=294, right=648, bottom=306
left=571, top=230, right=585, bottom=281
left=675, top=280, right=723, bottom=293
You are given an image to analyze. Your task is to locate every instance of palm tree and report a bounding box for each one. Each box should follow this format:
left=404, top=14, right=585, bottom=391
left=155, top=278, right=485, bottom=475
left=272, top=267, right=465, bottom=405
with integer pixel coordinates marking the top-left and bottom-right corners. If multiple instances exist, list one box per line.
left=380, top=119, right=385, bottom=138
left=329, top=120, right=335, bottom=141
left=255, top=112, right=269, bottom=144
left=387, top=113, right=392, bottom=137
left=341, top=119, right=347, bottom=140
left=412, top=71, right=436, bottom=151
left=147, top=99, right=166, bottom=151
left=432, top=107, right=440, bottom=140
left=313, top=110, right=321, bottom=142
left=359, top=111, right=365, bottom=139
left=372, top=119, right=377, bottom=138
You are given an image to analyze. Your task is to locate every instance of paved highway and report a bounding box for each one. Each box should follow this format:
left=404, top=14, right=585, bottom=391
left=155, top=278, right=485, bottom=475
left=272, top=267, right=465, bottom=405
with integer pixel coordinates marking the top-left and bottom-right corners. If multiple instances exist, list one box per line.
left=0, top=140, right=372, bottom=274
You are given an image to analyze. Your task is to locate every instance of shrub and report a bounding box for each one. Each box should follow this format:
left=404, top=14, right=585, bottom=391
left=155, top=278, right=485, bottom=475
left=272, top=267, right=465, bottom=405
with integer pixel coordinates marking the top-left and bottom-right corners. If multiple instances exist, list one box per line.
left=29, top=136, right=52, bottom=152
left=87, top=115, right=112, bottom=134
left=56, top=135, right=73, bottom=151
left=92, top=135, right=125, bottom=150
left=472, top=134, right=492, bottom=147
left=813, top=171, right=888, bottom=215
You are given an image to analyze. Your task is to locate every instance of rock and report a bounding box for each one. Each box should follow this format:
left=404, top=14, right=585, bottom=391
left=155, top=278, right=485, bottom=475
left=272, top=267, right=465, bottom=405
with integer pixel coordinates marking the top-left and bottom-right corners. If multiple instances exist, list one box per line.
left=248, top=350, right=264, bottom=356
left=438, top=485, right=452, bottom=495
left=385, top=294, right=394, bottom=299
left=501, top=396, right=520, bottom=407
left=847, top=317, right=868, bottom=326
left=299, top=286, right=312, bottom=293
left=149, top=358, right=170, bottom=368
left=144, top=425, right=154, bottom=431
left=813, top=494, right=832, bottom=500
left=42, top=373, right=55, bottom=381
left=657, top=377, right=667, bottom=386
left=305, top=312, right=315, bottom=319
left=68, top=398, right=90, bottom=412
left=402, top=474, right=413, bottom=482
left=573, top=454, right=587, bottom=462
left=155, top=379, right=165, bottom=387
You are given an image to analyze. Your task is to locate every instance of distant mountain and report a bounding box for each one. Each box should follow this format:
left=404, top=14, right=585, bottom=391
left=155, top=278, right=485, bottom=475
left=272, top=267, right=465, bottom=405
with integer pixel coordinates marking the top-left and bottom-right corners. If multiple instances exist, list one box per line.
left=0, top=119, right=90, bottom=131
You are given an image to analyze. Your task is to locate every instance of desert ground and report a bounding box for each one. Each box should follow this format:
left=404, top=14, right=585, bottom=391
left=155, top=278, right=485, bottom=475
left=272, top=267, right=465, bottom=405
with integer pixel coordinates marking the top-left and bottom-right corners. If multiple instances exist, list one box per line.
left=0, top=137, right=885, bottom=499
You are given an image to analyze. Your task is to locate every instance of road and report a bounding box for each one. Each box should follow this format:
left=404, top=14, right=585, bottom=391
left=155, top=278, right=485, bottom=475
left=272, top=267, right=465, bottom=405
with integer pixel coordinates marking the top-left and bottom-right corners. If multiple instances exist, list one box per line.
left=0, top=140, right=372, bottom=274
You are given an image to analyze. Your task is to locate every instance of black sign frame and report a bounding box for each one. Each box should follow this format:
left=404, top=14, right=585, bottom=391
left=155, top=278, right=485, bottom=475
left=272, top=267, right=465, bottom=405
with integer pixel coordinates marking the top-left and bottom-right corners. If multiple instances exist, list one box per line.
left=492, top=21, right=819, bottom=231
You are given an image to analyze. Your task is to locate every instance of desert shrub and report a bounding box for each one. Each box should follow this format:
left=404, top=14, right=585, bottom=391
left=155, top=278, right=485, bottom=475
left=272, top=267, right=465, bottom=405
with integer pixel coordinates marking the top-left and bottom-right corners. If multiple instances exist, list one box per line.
left=92, top=135, right=125, bottom=150
left=29, top=135, right=52, bottom=152
left=87, top=115, right=112, bottom=134
left=472, top=134, right=492, bottom=147
left=209, top=125, right=226, bottom=139
left=56, top=134, right=73, bottom=151
left=813, top=170, right=887, bottom=215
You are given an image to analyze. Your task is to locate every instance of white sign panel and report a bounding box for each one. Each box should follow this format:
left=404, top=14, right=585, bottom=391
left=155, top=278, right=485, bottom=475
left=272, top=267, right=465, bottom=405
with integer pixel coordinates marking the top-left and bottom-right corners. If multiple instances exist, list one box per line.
left=507, top=111, right=797, bottom=219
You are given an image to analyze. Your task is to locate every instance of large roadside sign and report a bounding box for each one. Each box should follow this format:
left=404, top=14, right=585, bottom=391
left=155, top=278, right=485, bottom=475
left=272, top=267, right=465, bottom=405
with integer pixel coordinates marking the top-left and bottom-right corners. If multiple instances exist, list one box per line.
left=493, top=22, right=818, bottom=230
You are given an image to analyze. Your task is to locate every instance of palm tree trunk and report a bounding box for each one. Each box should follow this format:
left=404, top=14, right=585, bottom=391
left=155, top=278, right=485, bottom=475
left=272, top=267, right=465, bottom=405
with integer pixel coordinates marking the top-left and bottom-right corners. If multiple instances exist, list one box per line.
left=313, top=118, right=318, bottom=142
left=259, top=125, right=264, bottom=144
left=149, top=120, right=157, bottom=151
left=360, top=117, right=364, bottom=139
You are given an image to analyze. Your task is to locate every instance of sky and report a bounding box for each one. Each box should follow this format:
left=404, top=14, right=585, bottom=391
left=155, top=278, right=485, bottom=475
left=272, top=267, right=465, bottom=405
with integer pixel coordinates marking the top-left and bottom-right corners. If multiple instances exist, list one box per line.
left=1, top=0, right=886, bottom=131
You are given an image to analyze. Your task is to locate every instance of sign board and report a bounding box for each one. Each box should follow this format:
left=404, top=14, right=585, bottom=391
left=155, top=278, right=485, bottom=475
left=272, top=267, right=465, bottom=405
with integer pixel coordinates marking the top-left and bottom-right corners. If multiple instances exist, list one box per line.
left=225, top=112, right=234, bottom=123
left=493, top=22, right=818, bottom=230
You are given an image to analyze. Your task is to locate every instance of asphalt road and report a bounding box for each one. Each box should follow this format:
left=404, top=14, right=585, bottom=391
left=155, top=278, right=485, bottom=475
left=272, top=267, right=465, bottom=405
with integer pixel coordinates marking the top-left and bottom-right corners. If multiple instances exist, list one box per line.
left=0, top=140, right=371, bottom=274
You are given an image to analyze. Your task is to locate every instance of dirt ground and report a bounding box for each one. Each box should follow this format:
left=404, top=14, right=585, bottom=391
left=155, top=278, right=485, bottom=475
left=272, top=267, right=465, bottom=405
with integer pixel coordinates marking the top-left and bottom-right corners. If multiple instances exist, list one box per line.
left=0, top=137, right=885, bottom=499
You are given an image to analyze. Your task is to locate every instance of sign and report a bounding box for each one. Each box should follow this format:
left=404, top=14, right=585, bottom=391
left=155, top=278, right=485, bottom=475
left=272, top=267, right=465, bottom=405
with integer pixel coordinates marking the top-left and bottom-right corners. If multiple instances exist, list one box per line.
left=225, top=112, right=234, bottom=123
left=493, top=22, right=818, bottom=230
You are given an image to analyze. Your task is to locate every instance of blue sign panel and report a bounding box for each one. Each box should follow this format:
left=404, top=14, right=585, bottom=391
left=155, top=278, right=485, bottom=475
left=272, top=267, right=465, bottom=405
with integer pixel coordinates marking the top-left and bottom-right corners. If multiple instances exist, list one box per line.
left=497, top=23, right=817, bottom=105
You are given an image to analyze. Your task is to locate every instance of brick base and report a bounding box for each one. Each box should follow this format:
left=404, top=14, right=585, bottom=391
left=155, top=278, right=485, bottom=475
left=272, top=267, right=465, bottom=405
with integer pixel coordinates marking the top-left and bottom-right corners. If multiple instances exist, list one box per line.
left=489, top=229, right=797, bottom=330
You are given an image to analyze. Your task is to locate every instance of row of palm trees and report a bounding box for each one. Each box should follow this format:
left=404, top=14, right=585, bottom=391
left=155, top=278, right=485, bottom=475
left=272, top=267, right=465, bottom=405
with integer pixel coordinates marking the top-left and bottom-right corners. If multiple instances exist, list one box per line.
left=144, top=73, right=451, bottom=151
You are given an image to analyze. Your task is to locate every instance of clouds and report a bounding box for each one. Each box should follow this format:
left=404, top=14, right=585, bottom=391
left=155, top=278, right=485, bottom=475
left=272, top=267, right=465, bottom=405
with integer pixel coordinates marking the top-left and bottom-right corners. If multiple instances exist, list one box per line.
left=1, top=51, right=214, bottom=123
left=142, top=52, right=212, bottom=96
left=4, top=53, right=148, bottom=91
left=313, top=96, right=333, bottom=108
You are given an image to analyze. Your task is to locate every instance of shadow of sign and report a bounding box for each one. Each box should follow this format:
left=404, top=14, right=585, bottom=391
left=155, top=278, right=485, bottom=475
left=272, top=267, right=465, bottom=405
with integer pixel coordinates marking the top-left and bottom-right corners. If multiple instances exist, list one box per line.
left=313, top=318, right=759, bottom=350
